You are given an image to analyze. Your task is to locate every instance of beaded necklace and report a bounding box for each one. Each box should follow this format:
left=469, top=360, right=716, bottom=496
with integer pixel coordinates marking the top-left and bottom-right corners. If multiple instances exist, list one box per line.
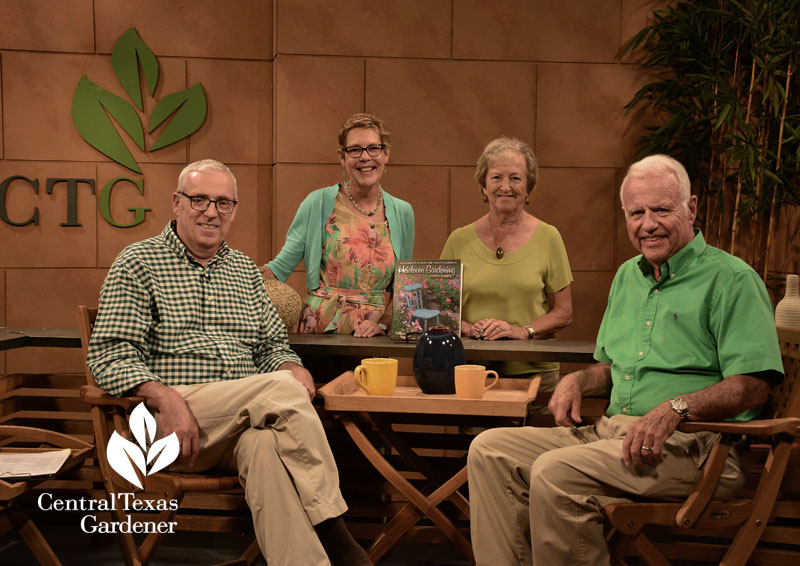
left=343, top=181, right=383, bottom=217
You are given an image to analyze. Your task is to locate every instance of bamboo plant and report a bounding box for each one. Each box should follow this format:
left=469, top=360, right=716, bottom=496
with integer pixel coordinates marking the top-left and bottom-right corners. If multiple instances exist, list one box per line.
left=623, top=0, right=800, bottom=284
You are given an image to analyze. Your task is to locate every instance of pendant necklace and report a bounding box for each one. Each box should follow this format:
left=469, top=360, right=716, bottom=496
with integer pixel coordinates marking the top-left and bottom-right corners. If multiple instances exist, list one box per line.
left=343, top=181, right=382, bottom=217
left=493, top=227, right=505, bottom=259
left=491, top=217, right=521, bottom=260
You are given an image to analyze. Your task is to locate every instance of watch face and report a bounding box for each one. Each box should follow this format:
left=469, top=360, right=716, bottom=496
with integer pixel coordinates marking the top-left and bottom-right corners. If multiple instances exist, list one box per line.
left=672, top=398, right=688, bottom=411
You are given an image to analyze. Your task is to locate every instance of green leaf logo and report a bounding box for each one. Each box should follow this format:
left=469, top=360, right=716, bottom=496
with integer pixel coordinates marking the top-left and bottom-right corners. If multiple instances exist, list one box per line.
left=71, top=27, right=207, bottom=173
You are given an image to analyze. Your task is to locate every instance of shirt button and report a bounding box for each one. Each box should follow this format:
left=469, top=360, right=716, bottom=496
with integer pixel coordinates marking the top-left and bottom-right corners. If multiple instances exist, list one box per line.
left=646, top=321, right=652, bottom=326
left=622, top=407, right=629, bottom=413
left=654, top=289, right=660, bottom=294
left=639, top=351, right=644, bottom=357
left=670, top=273, right=676, bottom=279
left=224, top=369, right=232, bottom=377
left=625, top=375, right=631, bottom=381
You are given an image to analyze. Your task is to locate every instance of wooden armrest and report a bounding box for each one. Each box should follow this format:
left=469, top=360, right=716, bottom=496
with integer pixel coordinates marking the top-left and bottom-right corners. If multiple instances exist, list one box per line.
left=80, top=385, right=145, bottom=409
left=679, top=417, right=800, bottom=436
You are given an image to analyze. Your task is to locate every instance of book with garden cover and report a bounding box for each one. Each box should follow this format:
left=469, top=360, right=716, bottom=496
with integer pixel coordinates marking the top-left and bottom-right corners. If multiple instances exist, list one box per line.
left=390, top=259, right=463, bottom=341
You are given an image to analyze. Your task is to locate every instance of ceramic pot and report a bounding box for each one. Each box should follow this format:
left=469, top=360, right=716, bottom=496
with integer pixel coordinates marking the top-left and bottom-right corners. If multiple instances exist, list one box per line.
left=776, top=274, right=800, bottom=328
left=413, top=327, right=465, bottom=394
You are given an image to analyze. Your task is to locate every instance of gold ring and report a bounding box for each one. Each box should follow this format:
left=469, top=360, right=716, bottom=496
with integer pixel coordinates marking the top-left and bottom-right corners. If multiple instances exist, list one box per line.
left=641, top=446, right=653, bottom=451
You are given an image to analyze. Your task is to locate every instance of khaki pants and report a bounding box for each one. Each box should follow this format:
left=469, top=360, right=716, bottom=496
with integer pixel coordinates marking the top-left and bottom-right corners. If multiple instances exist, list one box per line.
left=169, top=371, right=346, bottom=566
left=467, top=415, right=745, bottom=566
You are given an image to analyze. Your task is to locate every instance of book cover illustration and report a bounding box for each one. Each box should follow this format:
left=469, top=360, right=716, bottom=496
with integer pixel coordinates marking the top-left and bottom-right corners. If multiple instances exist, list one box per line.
left=390, top=259, right=463, bottom=341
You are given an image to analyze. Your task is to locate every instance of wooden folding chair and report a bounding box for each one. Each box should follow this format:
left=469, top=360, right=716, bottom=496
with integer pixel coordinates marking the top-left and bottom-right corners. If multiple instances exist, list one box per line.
left=76, top=305, right=261, bottom=566
left=0, top=425, right=92, bottom=565
left=603, top=326, right=800, bottom=566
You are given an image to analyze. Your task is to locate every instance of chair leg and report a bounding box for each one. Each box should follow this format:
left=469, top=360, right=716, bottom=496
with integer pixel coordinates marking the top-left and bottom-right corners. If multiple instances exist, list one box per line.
left=628, top=532, right=670, bottom=566
left=7, top=503, right=61, bottom=566
left=138, top=486, right=184, bottom=564
left=241, top=539, right=262, bottom=565
left=607, top=530, right=635, bottom=566
left=214, top=540, right=261, bottom=566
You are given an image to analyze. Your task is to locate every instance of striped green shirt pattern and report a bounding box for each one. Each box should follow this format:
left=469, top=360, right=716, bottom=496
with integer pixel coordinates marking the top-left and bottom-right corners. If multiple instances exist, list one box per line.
left=88, top=222, right=302, bottom=396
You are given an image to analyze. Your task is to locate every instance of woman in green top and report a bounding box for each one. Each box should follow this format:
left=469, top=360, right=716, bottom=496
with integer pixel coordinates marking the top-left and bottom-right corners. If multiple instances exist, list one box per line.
left=263, top=114, right=415, bottom=337
left=440, top=137, right=573, bottom=393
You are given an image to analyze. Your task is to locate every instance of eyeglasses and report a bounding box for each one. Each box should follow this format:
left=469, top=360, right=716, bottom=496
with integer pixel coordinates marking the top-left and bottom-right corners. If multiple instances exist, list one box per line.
left=343, top=144, right=385, bottom=158
left=178, top=192, right=238, bottom=214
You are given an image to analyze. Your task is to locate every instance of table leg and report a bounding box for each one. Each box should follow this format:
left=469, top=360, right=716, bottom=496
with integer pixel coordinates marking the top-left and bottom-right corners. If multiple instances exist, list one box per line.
left=369, top=413, right=442, bottom=481
left=368, top=413, right=471, bottom=517
left=369, top=467, right=471, bottom=561
left=340, top=416, right=474, bottom=563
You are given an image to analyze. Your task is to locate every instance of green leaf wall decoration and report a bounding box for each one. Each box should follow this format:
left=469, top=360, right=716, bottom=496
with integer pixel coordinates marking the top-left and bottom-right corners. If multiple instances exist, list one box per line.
left=71, top=76, right=145, bottom=174
left=111, top=28, right=159, bottom=111
left=148, top=84, right=208, bottom=151
left=71, top=26, right=208, bottom=174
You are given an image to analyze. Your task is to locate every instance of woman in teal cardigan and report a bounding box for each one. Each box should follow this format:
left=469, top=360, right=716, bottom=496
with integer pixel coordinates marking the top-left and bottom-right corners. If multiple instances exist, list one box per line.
left=263, top=113, right=414, bottom=337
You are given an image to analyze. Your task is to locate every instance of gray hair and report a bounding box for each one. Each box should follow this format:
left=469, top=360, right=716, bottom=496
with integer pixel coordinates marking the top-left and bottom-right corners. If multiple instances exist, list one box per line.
left=474, top=137, right=538, bottom=195
left=620, top=154, right=691, bottom=207
left=177, top=159, right=238, bottom=199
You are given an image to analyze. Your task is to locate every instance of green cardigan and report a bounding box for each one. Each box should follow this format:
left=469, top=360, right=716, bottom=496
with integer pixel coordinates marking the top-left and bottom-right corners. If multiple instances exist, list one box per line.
left=267, top=184, right=415, bottom=290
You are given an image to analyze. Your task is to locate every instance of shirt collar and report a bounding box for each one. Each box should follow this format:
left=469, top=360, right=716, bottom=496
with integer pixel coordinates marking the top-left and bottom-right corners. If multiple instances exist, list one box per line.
left=162, top=220, right=229, bottom=266
left=637, top=228, right=706, bottom=279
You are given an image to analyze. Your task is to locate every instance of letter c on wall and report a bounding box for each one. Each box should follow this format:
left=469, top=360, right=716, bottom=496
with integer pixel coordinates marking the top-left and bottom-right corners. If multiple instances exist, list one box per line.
left=0, top=175, right=39, bottom=226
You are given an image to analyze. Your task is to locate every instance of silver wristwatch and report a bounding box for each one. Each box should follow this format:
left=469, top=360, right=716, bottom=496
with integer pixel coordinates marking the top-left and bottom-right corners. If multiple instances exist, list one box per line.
left=523, top=325, right=536, bottom=339
left=377, top=323, right=388, bottom=333
left=668, top=397, right=690, bottom=421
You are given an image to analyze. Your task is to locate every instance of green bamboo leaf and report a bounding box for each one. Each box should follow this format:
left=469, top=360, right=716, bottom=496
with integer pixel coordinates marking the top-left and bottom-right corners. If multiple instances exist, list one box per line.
left=71, top=75, right=144, bottom=173
left=147, top=84, right=207, bottom=151
left=111, top=27, right=159, bottom=111
left=713, top=104, right=731, bottom=130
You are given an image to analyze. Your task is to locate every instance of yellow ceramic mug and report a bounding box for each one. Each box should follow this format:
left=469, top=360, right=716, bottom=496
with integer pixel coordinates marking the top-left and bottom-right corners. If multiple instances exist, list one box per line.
left=354, top=358, right=398, bottom=396
left=454, top=364, right=499, bottom=399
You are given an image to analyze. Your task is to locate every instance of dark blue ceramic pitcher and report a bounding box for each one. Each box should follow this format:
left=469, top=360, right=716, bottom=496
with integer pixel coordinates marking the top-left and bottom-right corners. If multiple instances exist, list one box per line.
left=412, top=327, right=465, bottom=394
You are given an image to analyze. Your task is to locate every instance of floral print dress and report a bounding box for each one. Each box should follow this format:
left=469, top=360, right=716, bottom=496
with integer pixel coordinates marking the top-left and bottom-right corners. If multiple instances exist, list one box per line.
left=300, top=190, right=395, bottom=334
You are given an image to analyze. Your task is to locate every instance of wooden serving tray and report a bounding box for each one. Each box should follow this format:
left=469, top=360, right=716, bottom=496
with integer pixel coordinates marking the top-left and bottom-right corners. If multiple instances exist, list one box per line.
left=318, top=372, right=540, bottom=417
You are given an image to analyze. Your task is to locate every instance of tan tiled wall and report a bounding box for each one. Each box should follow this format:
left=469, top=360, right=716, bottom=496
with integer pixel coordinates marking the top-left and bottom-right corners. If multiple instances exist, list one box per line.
left=0, top=0, right=672, bottom=375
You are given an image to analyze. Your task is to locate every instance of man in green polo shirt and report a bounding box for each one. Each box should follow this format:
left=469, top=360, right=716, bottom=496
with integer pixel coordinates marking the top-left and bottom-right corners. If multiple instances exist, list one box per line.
left=467, top=154, right=784, bottom=566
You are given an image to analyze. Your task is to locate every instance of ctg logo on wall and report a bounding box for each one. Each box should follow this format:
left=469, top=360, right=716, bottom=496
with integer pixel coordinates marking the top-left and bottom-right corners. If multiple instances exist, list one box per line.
left=72, top=27, right=207, bottom=175
left=37, top=404, right=182, bottom=534
left=1, top=27, right=207, bottom=229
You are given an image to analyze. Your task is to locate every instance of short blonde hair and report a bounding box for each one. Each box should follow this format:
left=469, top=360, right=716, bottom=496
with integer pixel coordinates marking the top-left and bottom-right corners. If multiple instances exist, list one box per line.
left=337, top=113, right=391, bottom=149
left=474, top=137, right=538, bottom=195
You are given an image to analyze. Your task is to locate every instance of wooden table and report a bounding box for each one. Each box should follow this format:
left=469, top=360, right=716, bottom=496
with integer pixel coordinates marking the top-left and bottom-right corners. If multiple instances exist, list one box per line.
left=318, top=372, right=543, bottom=564
left=0, top=330, right=30, bottom=351
left=289, top=333, right=596, bottom=364
left=0, top=328, right=81, bottom=351
left=0, top=329, right=596, bottom=363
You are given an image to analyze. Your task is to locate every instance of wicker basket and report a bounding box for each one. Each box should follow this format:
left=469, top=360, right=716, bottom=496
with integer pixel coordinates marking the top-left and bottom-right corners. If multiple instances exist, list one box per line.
left=263, top=278, right=303, bottom=332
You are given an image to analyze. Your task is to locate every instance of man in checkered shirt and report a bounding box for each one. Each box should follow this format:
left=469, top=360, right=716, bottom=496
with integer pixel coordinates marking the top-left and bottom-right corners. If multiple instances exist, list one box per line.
left=88, top=159, right=372, bottom=566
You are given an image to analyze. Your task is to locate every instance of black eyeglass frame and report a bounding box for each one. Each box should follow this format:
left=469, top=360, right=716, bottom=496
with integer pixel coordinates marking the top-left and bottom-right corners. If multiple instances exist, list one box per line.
left=178, top=192, right=238, bottom=214
left=342, top=144, right=386, bottom=158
